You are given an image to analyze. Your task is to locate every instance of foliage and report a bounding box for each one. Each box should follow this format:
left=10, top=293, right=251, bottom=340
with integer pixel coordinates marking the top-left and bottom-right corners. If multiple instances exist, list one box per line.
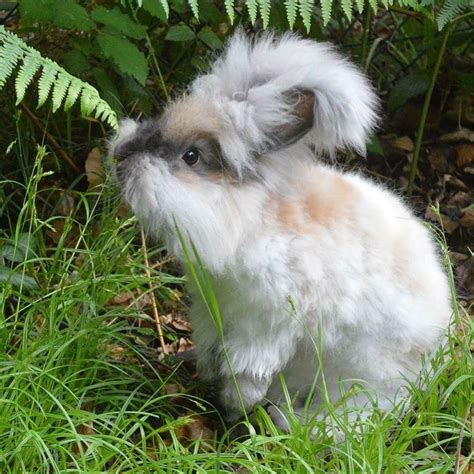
left=0, top=26, right=118, bottom=129
left=0, top=1, right=472, bottom=469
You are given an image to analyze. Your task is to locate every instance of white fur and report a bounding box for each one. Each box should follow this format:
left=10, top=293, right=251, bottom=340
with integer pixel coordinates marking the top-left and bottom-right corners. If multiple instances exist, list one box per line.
left=112, top=32, right=451, bottom=428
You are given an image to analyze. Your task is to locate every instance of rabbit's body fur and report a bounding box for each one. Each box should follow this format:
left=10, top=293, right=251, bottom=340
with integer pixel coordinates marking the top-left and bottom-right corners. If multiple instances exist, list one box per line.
left=113, top=32, right=451, bottom=425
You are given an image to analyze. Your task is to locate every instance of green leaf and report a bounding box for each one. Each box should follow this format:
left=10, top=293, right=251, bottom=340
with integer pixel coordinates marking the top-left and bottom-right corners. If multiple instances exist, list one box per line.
left=247, top=0, right=258, bottom=24
left=97, top=32, right=148, bottom=85
left=259, top=0, right=271, bottom=28
left=197, top=30, right=223, bottom=49
left=15, top=52, right=41, bottom=104
left=188, top=0, right=199, bottom=19
left=454, top=72, right=474, bottom=93
left=300, top=0, right=315, bottom=31
left=141, top=0, right=168, bottom=21
left=388, top=73, right=431, bottom=112
left=37, top=61, right=57, bottom=108
left=224, top=0, right=234, bottom=24
left=0, top=266, right=38, bottom=290
left=341, top=0, right=353, bottom=20
left=20, top=0, right=94, bottom=29
left=0, top=41, right=23, bottom=87
left=354, top=0, right=364, bottom=13
left=165, top=25, right=195, bottom=41
left=62, top=50, right=90, bottom=76
left=1, top=233, right=36, bottom=263
left=367, top=135, right=383, bottom=155
left=53, top=0, right=95, bottom=30
left=52, top=74, right=71, bottom=112
left=284, top=0, right=298, bottom=28
left=18, top=0, right=55, bottom=22
left=92, top=6, right=146, bottom=39
left=437, top=0, right=474, bottom=30
left=63, top=78, right=83, bottom=111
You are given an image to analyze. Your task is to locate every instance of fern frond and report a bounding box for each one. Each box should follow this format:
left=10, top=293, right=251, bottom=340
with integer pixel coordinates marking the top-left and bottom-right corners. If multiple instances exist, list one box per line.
left=259, top=0, right=272, bottom=28
left=15, top=52, right=41, bottom=104
left=285, top=0, right=298, bottom=28
left=0, top=26, right=118, bottom=130
left=52, top=74, right=71, bottom=112
left=37, top=62, right=57, bottom=108
left=224, top=0, right=235, bottom=23
left=437, top=0, right=473, bottom=29
left=300, top=0, right=315, bottom=30
left=0, top=40, right=23, bottom=88
left=341, top=0, right=353, bottom=20
left=188, top=0, right=199, bottom=20
left=64, top=78, right=83, bottom=111
left=160, top=0, right=170, bottom=18
left=247, top=0, right=258, bottom=24
left=368, top=0, right=378, bottom=11
left=355, top=0, right=365, bottom=13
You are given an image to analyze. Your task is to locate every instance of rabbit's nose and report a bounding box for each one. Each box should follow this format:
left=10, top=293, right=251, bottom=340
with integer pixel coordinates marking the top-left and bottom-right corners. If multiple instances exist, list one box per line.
left=115, top=129, right=162, bottom=162
left=114, top=140, right=137, bottom=162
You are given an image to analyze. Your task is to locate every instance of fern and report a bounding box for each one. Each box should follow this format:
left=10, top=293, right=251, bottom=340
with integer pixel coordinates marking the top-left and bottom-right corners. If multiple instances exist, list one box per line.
left=300, top=0, right=316, bottom=31
left=437, top=0, right=474, bottom=29
left=130, top=0, right=468, bottom=29
left=259, top=0, right=272, bottom=28
left=224, top=0, right=235, bottom=24
left=188, top=0, right=200, bottom=20
left=0, top=26, right=118, bottom=130
left=247, top=0, right=258, bottom=24
left=15, top=51, right=41, bottom=104
left=341, top=0, right=353, bottom=20
left=285, top=0, right=299, bottom=28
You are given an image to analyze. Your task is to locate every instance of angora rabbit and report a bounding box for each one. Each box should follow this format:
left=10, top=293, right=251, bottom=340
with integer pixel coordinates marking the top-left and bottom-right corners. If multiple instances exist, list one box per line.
left=112, top=31, right=451, bottom=428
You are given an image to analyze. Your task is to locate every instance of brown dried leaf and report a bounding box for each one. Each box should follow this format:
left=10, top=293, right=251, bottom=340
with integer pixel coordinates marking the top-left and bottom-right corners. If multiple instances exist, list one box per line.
left=106, top=291, right=135, bottom=306
left=444, top=174, right=468, bottom=192
left=85, top=147, right=103, bottom=188
left=460, top=207, right=474, bottom=231
left=429, top=149, right=450, bottom=174
left=177, top=337, right=194, bottom=353
left=175, top=415, right=214, bottom=444
left=455, top=144, right=474, bottom=167
left=170, top=317, right=192, bottom=333
left=425, top=208, right=459, bottom=234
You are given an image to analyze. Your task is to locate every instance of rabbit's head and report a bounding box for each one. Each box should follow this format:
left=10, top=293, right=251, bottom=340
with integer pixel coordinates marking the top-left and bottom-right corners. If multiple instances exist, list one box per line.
left=111, top=31, right=378, bottom=270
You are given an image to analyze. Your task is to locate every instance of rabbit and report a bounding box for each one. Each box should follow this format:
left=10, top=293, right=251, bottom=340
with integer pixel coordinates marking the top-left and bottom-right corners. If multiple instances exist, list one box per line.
left=111, top=31, right=452, bottom=429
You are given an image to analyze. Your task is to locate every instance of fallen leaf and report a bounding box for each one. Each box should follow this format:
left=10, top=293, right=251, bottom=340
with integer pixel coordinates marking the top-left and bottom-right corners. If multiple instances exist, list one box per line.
left=175, top=415, right=214, bottom=444
left=429, top=149, right=450, bottom=174
left=85, top=148, right=103, bottom=188
left=460, top=207, right=474, bottom=231
left=455, top=143, right=474, bottom=167
left=444, top=174, right=469, bottom=192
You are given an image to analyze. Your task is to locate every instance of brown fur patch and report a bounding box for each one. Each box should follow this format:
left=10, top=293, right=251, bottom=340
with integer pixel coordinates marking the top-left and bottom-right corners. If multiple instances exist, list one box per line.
left=161, top=97, right=222, bottom=145
left=272, top=175, right=355, bottom=233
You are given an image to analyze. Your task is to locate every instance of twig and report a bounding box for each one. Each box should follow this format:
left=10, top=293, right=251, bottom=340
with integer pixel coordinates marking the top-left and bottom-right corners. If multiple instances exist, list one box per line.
left=140, top=225, right=168, bottom=355
left=21, top=104, right=80, bottom=173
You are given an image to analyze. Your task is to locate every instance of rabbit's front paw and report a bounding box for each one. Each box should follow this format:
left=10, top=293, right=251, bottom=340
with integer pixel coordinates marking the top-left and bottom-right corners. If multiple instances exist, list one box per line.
left=219, top=373, right=271, bottom=422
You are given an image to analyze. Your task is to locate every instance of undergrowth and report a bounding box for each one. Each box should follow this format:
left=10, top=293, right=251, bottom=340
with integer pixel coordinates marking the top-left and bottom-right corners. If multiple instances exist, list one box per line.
left=0, top=136, right=471, bottom=472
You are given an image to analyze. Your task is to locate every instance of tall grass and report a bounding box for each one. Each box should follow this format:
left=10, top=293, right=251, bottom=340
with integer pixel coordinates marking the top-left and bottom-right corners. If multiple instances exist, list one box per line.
left=0, top=142, right=471, bottom=472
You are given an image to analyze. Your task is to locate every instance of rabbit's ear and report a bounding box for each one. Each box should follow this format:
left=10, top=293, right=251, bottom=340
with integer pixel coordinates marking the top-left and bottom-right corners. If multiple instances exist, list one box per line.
left=266, top=89, right=315, bottom=152
left=192, top=31, right=379, bottom=166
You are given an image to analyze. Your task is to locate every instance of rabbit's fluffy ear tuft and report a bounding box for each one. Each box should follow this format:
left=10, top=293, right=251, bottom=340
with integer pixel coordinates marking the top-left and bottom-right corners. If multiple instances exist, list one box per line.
left=191, top=30, right=379, bottom=166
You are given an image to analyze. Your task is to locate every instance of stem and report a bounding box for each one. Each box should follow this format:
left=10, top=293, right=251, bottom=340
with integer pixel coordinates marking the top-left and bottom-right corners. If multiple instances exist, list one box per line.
left=140, top=226, right=168, bottom=355
left=360, top=5, right=372, bottom=69
left=406, top=24, right=452, bottom=197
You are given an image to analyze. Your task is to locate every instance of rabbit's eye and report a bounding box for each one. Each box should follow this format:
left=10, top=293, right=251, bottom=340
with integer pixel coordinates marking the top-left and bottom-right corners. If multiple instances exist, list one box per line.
left=182, top=148, right=200, bottom=166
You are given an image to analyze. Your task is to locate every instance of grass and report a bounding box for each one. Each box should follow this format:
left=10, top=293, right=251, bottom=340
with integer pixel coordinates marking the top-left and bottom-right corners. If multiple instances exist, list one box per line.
left=0, top=141, right=472, bottom=473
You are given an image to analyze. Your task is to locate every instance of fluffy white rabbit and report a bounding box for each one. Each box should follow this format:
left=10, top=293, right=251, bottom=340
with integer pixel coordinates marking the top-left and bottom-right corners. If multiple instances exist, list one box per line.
left=112, top=31, right=451, bottom=427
